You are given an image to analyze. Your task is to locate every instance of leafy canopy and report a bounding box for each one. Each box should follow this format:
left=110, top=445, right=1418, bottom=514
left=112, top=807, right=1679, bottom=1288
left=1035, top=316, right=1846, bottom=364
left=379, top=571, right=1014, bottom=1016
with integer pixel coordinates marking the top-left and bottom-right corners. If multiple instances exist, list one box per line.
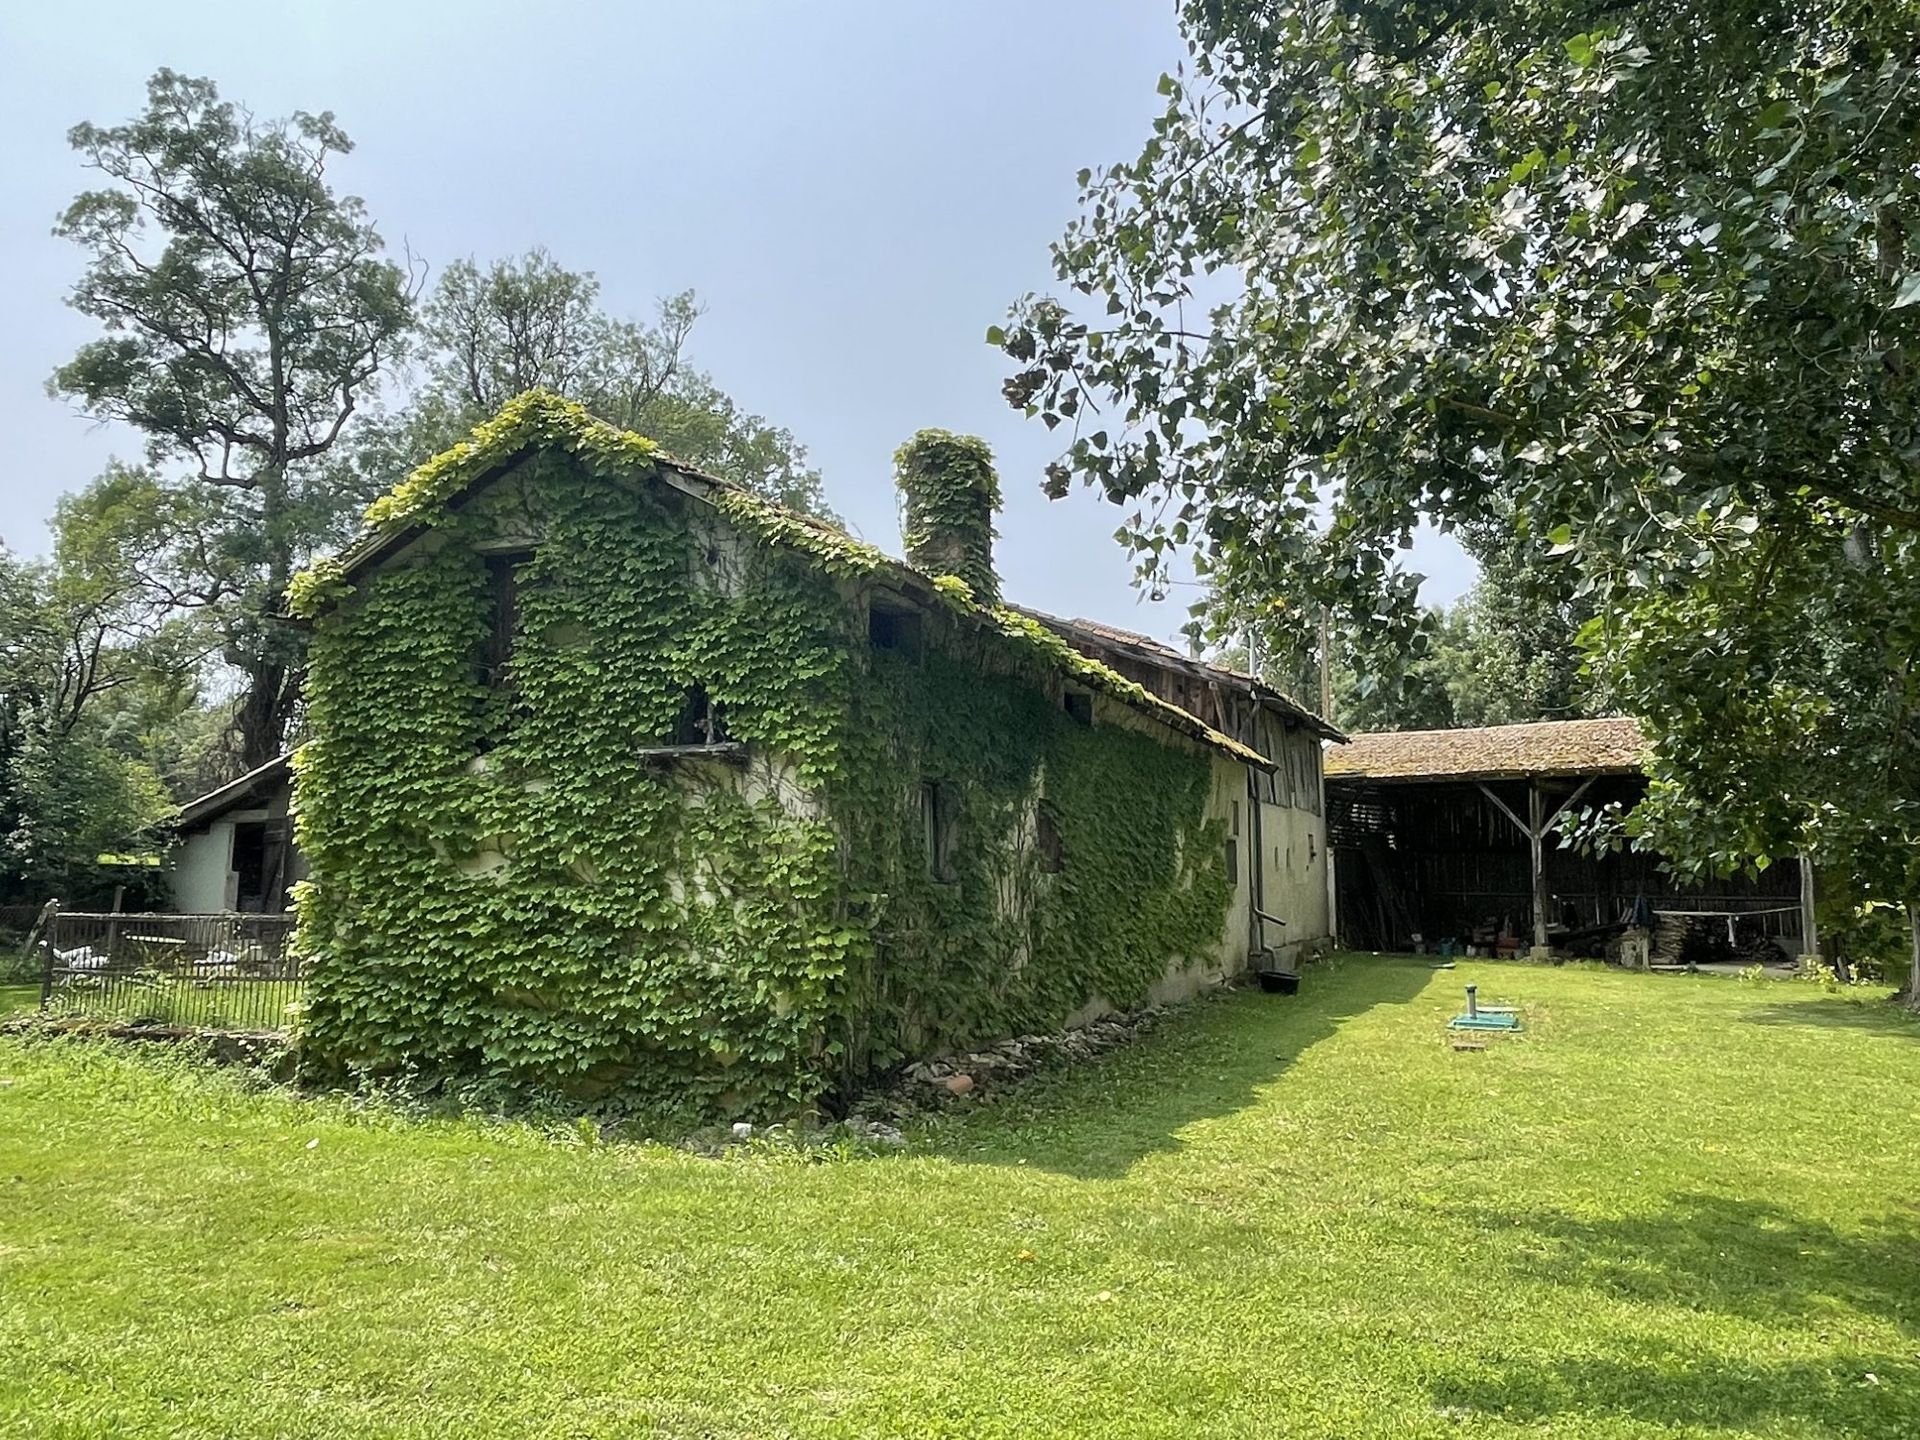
left=344, top=250, right=836, bottom=521
left=1000, top=0, right=1920, bottom=641
left=50, top=68, right=417, bottom=770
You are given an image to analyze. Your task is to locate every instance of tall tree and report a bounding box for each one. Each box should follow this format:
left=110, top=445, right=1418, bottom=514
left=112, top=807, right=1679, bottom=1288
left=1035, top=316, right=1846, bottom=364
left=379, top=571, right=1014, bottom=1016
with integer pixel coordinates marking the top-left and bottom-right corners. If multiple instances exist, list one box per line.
left=51, top=69, right=416, bottom=768
left=347, top=250, right=834, bottom=520
left=999, top=1, right=1920, bottom=999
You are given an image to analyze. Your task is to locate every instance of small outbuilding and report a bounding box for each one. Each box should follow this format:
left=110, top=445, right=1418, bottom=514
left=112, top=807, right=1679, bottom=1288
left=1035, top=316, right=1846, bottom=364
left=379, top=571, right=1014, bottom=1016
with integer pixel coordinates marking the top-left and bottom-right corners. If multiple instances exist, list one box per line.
left=1325, top=718, right=1809, bottom=963
left=167, top=754, right=300, bottom=914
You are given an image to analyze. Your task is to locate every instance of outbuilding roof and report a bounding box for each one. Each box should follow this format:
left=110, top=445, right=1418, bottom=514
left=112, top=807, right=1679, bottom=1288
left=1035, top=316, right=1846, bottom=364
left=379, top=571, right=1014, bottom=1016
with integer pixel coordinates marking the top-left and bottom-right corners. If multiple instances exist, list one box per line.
left=1323, top=717, right=1647, bottom=784
left=288, top=391, right=1275, bottom=771
left=173, top=752, right=294, bottom=830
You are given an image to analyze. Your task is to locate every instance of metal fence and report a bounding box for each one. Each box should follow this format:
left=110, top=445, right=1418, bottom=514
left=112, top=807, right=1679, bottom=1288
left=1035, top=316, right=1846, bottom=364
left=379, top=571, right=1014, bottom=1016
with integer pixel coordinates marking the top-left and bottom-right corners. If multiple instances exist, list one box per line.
left=35, top=911, right=303, bottom=1034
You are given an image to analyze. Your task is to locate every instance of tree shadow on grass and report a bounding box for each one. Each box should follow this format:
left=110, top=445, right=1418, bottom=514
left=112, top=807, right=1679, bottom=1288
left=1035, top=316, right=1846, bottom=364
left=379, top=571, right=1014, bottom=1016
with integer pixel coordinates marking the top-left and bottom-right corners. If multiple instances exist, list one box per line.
left=926, top=955, right=1435, bottom=1180
left=1429, top=1194, right=1920, bottom=1434
left=1742, top=996, right=1920, bottom=1041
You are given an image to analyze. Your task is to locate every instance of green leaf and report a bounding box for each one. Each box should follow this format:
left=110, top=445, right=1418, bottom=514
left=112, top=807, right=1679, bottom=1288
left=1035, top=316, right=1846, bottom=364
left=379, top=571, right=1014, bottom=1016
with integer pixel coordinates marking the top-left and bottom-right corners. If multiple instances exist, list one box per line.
left=1891, top=273, right=1920, bottom=309
left=985, top=325, right=1006, bottom=347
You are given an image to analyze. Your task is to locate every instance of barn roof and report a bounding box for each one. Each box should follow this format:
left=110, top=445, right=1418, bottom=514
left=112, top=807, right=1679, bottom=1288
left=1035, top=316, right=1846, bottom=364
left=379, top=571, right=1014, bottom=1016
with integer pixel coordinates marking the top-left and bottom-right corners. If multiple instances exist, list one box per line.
left=287, top=390, right=1275, bottom=771
left=1323, top=717, right=1647, bottom=784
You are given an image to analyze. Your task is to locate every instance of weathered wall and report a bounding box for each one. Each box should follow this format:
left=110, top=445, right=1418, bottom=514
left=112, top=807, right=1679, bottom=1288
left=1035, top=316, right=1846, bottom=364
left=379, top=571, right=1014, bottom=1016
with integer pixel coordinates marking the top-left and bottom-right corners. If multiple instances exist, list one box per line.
left=169, top=821, right=234, bottom=913
left=845, top=637, right=1234, bottom=1072
left=1252, top=722, right=1331, bottom=963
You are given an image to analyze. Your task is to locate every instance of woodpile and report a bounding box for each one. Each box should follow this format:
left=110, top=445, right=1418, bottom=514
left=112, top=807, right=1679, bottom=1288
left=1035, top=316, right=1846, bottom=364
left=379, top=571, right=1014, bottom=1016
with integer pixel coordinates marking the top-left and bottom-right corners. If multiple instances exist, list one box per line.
left=1651, top=912, right=1788, bottom=968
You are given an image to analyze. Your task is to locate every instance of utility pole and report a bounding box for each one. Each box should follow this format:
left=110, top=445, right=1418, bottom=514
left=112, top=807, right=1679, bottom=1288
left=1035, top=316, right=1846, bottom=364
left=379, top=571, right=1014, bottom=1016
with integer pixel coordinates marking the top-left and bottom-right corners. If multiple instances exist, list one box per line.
left=1317, top=606, right=1333, bottom=723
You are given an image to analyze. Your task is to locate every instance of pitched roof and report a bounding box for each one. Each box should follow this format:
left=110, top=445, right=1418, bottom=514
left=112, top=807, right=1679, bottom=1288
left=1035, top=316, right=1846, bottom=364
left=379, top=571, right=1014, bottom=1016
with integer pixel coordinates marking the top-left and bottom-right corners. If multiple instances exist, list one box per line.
left=289, top=391, right=1274, bottom=771
left=1014, top=609, right=1344, bottom=741
left=1323, top=717, right=1647, bottom=783
left=173, top=752, right=294, bottom=830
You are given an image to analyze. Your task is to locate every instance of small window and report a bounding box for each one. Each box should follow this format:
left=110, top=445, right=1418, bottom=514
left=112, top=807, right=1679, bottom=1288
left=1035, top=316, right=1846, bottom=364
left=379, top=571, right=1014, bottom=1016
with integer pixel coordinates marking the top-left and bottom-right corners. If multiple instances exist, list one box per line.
left=1231, top=801, right=1241, bottom=837
left=1225, top=835, right=1239, bottom=889
left=1036, top=805, right=1065, bottom=874
left=921, top=780, right=958, bottom=884
left=868, top=601, right=922, bottom=655
left=479, top=550, right=533, bottom=687
left=671, top=685, right=729, bottom=746
left=1063, top=691, right=1094, bottom=726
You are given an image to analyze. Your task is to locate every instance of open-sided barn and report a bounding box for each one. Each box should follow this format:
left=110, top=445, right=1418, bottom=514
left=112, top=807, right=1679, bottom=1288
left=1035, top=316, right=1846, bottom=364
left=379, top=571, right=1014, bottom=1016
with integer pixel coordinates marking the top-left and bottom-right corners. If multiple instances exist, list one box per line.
left=1324, top=718, right=1811, bottom=964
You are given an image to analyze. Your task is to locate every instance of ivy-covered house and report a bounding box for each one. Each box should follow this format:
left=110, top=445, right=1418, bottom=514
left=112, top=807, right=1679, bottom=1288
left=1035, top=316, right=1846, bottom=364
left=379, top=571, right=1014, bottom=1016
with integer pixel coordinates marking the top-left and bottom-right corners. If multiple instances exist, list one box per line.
left=288, top=392, right=1335, bottom=1116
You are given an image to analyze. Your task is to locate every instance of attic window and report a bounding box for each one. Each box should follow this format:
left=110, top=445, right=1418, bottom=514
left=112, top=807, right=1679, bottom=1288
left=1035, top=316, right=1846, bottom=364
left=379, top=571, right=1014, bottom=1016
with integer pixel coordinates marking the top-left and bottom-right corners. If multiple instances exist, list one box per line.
left=1063, top=690, right=1094, bottom=727
left=479, top=550, right=534, bottom=687
left=671, top=685, right=729, bottom=746
left=868, top=599, right=922, bottom=656
left=1036, top=804, right=1065, bottom=874
left=921, top=780, right=958, bottom=884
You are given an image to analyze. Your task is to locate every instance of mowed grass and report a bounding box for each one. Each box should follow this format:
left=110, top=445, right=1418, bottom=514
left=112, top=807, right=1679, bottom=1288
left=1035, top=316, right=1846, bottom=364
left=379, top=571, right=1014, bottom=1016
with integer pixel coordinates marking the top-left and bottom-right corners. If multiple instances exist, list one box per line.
left=2, top=959, right=1917, bottom=1439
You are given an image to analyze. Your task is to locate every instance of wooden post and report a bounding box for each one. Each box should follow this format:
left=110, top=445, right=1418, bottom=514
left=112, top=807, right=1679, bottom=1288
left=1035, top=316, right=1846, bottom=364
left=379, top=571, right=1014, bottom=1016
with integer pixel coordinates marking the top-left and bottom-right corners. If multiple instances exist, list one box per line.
left=1325, top=839, right=1339, bottom=949
left=1528, top=782, right=1549, bottom=953
left=1477, top=777, right=1592, bottom=959
left=105, top=884, right=126, bottom=963
left=1797, top=853, right=1819, bottom=960
left=27, top=899, right=59, bottom=1011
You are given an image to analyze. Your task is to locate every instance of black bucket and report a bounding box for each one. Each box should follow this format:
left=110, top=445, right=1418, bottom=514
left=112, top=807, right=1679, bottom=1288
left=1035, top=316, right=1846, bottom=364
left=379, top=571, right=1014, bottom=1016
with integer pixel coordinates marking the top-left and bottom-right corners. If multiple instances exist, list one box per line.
left=1258, top=970, right=1301, bottom=996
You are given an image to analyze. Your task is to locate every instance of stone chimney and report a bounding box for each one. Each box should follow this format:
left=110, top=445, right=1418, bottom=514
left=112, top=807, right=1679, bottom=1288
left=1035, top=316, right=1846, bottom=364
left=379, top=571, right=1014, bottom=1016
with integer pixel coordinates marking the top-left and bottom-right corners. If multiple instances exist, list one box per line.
left=894, top=429, right=1001, bottom=604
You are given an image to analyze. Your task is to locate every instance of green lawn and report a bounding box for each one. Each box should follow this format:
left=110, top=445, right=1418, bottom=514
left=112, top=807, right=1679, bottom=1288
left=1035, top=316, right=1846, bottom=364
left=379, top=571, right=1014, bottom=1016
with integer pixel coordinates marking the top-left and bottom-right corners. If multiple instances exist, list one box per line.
left=2, top=958, right=1916, bottom=1439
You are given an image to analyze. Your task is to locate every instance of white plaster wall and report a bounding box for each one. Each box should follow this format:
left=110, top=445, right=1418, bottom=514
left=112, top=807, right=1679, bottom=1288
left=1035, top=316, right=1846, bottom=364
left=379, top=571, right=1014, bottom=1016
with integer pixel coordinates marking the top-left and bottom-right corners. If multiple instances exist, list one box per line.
left=169, top=822, right=234, bottom=913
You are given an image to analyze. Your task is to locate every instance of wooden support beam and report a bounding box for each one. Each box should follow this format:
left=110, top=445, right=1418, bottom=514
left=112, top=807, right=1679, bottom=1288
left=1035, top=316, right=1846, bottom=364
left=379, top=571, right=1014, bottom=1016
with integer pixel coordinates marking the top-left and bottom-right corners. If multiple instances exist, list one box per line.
left=1475, top=782, right=1531, bottom=840
left=1544, top=776, right=1596, bottom=829
left=1528, top=782, right=1549, bottom=951
left=1478, top=776, right=1600, bottom=955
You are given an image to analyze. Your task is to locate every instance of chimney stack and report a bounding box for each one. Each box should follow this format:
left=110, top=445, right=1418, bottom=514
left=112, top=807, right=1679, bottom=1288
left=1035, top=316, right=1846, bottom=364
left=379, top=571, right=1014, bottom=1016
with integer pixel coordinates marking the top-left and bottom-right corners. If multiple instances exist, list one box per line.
left=894, top=429, right=1001, bottom=604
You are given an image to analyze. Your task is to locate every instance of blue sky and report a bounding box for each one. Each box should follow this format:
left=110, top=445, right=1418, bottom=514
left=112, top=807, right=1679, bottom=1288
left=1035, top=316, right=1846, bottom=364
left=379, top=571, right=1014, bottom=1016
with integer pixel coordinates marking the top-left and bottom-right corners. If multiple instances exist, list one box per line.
left=0, top=0, right=1472, bottom=641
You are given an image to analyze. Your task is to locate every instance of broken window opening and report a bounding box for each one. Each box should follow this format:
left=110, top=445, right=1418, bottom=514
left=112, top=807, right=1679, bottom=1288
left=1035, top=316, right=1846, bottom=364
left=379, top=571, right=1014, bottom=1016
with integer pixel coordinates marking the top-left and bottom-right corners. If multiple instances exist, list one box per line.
left=921, top=780, right=958, bottom=884
left=479, top=550, right=534, bottom=689
left=671, top=685, right=730, bottom=746
left=1036, top=804, right=1065, bottom=874
left=1063, top=690, right=1094, bottom=727
left=868, top=599, right=923, bottom=656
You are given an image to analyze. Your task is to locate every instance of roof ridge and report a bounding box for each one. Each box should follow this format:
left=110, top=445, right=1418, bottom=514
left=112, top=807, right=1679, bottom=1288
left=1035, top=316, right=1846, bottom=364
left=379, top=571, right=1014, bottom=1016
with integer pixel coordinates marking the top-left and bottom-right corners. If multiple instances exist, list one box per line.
left=286, top=391, right=1276, bottom=771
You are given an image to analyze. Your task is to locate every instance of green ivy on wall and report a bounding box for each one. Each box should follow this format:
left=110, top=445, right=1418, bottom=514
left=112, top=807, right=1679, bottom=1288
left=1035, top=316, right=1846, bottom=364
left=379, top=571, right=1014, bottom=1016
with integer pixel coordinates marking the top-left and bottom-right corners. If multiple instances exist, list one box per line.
left=292, top=392, right=1234, bottom=1122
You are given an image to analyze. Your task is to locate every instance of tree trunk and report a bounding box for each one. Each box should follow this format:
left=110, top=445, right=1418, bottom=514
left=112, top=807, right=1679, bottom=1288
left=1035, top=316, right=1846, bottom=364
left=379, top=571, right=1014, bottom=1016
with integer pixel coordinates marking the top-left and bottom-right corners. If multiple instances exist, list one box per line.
left=234, top=659, right=299, bottom=772
left=1905, top=904, right=1920, bottom=1010
left=230, top=462, right=302, bottom=772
